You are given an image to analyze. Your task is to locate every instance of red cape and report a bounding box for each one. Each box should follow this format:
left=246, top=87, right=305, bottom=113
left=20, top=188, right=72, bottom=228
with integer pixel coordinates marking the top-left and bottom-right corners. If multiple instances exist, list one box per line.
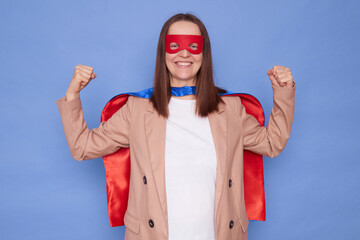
left=101, top=93, right=266, bottom=227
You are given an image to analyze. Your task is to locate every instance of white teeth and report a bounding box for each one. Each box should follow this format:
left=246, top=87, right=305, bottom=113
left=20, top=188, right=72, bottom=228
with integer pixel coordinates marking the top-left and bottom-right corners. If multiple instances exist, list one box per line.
left=176, top=62, right=191, bottom=66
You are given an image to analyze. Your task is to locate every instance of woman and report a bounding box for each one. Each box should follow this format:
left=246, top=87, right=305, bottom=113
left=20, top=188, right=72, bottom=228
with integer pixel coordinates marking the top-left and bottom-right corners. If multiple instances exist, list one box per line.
left=57, top=13, right=295, bottom=240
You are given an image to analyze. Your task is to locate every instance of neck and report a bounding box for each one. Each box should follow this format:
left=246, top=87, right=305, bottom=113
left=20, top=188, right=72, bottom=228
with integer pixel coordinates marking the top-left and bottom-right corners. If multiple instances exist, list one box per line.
left=170, top=77, right=196, bottom=87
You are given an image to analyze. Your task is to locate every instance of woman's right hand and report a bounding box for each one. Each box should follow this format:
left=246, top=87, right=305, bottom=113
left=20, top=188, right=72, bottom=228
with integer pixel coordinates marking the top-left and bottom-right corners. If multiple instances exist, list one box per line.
left=65, top=64, right=97, bottom=101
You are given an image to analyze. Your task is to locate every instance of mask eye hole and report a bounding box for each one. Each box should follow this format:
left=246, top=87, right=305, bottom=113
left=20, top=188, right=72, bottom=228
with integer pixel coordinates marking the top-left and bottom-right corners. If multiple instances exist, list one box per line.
left=189, top=43, right=198, bottom=50
left=170, top=42, right=179, bottom=50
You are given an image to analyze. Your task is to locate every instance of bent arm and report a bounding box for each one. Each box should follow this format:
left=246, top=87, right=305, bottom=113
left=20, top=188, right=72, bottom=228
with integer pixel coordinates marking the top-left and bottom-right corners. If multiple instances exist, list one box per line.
left=56, top=95, right=131, bottom=161
left=241, top=82, right=296, bottom=158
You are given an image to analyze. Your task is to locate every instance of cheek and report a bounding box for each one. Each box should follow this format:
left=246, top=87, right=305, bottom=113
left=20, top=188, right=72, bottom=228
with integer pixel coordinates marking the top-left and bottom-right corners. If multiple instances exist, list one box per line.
left=165, top=53, right=174, bottom=68
left=194, top=54, right=203, bottom=65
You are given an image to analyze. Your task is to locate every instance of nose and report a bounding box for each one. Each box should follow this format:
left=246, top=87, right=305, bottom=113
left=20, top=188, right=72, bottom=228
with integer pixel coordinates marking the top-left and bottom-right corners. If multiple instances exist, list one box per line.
left=178, top=49, right=191, bottom=57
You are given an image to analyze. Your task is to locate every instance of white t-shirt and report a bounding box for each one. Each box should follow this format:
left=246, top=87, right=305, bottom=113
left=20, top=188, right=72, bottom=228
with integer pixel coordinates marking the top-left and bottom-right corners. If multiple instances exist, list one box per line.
left=165, top=96, right=217, bottom=240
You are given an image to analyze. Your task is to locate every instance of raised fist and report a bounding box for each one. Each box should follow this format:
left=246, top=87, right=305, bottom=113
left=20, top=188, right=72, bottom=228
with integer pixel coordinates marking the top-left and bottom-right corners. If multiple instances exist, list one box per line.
left=66, top=64, right=97, bottom=100
left=267, top=65, right=294, bottom=88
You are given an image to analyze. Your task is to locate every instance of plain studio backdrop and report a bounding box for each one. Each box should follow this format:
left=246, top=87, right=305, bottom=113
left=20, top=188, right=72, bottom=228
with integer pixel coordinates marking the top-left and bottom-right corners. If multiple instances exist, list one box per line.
left=0, top=0, right=359, bottom=239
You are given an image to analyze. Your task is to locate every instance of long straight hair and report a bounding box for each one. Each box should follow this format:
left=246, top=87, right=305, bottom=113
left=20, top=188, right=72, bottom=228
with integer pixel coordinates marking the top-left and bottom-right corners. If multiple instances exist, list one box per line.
left=150, top=13, right=226, bottom=118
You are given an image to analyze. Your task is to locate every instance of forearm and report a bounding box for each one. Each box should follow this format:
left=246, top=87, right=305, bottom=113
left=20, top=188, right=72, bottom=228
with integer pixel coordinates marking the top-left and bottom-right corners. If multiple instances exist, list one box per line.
left=65, top=92, right=80, bottom=102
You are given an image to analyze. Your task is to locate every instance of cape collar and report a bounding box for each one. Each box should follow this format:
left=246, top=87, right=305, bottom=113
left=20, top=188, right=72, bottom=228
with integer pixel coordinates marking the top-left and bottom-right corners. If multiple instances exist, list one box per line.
left=171, top=86, right=196, bottom=96
left=139, top=86, right=226, bottom=114
left=122, top=86, right=236, bottom=99
left=126, top=86, right=197, bottom=98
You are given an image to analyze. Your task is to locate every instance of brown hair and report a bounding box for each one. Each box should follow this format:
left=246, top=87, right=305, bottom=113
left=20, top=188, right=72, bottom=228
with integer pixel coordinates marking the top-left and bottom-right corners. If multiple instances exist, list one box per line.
left=149, top=13, right=226, bottom=118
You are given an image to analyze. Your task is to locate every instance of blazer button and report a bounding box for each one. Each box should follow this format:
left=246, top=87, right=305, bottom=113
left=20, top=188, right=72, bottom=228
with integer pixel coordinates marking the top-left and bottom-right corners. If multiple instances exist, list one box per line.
left=229, top=220, right=234, bottom=229
left=148, top=219, right=154, bottom=228
left=143, top=176, right=147, bottom=184
left=229, top=179, right=232, bottom=188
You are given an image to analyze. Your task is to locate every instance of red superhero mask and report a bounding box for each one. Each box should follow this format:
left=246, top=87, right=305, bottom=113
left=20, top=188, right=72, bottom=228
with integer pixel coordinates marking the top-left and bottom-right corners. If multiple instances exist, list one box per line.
left=165, top=34, right=203, bottom=54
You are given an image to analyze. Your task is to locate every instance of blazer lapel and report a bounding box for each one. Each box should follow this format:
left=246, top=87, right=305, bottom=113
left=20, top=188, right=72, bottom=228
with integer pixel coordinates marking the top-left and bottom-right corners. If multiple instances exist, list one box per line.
left=144, top=104, right=168, bottom=230
left=208, top=101, right=228, bottom=225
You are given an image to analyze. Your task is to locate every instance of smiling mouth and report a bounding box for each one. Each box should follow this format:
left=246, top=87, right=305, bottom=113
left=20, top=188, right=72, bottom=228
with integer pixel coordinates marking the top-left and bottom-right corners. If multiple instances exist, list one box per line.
left=175, top=61, right=192, bottom=66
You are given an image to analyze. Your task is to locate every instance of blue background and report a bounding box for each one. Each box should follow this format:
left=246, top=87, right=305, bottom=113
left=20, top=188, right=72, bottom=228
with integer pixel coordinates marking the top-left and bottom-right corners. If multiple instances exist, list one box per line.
left=1, top=0, right=359, bottom=239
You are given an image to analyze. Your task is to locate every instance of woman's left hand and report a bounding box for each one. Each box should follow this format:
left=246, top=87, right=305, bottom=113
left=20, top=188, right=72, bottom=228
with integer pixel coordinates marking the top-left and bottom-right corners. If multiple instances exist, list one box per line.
left=267, top=65, right=294, bottom=88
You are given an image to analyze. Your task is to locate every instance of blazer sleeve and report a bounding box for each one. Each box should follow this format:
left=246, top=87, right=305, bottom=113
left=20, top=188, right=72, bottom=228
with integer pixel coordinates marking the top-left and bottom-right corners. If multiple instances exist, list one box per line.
left=56, top=95, right=132, bottom=161
left=239, top=82, right=296, bottom=158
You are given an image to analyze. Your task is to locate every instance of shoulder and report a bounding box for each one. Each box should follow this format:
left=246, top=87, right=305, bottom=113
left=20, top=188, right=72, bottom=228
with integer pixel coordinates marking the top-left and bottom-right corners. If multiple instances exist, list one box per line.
left=127, top=95, right=153, bottom=112
left=221, top=95, right=240, bottom=104
left=128, top=95, right=151, bottom=104
left=220, top=95, right=242, bottom=113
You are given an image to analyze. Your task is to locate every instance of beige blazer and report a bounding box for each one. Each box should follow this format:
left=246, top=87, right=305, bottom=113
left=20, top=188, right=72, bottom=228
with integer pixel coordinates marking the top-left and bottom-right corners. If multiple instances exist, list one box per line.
left=56, top=83, right=295, bottom=240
